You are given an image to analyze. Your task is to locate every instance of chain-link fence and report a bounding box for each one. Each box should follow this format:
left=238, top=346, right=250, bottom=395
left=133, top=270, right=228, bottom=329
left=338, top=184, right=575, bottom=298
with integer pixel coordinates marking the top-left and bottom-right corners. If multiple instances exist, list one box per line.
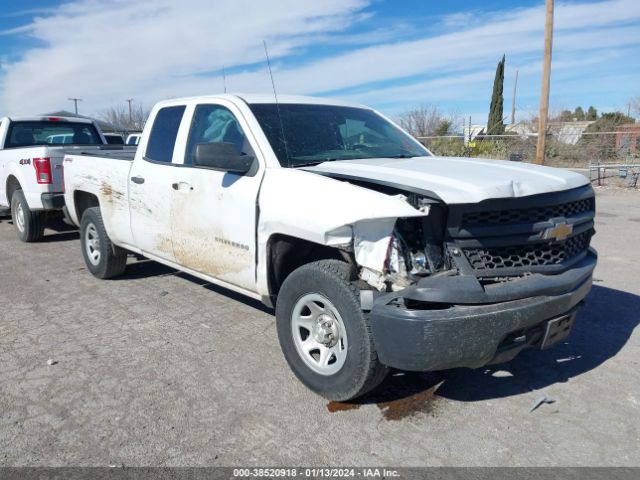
left=416, top=131, right=640, bottom=187
left=417, top=131, right=640, bottom=166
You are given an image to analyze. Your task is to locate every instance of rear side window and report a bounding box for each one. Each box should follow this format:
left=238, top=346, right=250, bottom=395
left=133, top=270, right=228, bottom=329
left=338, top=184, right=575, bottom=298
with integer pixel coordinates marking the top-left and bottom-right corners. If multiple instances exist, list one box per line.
left=145, top=106, right=186, bottom=163
left=5, top=121, right=102, bottom=148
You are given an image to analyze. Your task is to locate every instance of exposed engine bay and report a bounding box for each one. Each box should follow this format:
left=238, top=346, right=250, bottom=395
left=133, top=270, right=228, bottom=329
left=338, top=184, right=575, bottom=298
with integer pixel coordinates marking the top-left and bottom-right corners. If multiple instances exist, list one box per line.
left=354, top=194, right=451, bottom=292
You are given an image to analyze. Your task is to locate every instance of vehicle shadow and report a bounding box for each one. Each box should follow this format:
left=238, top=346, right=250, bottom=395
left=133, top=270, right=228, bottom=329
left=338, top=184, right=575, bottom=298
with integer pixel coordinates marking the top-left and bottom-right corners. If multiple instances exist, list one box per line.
left=0, top=216, right=80, bottom=242
left=85, top=254, right=639, bottom=408
left=112, top=259, right=274, bottom=313
left=355, top=284, right=639, bottom=406
left=196, top=274, right=274, bottom=314
left=115, top=258, right=177, bottom=280
left=42, top=217, right=80, bottom=242
left=39, top=231, right=80, bottom=242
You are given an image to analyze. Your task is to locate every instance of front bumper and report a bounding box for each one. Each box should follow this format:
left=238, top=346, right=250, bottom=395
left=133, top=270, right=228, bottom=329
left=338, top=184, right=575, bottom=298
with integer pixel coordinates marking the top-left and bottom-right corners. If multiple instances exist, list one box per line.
left=369, top=250, right=597, bottom=371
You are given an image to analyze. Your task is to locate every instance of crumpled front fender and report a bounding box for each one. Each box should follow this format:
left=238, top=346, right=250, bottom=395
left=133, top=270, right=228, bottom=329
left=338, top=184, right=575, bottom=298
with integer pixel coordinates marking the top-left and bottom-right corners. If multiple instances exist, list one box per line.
left=255, top=168, right=427, bottom=295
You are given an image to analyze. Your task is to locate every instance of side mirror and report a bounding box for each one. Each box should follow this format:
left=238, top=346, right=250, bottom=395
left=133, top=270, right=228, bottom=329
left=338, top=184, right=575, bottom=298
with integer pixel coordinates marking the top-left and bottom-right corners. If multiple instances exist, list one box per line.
left=193, top=142, right=254, bottom=175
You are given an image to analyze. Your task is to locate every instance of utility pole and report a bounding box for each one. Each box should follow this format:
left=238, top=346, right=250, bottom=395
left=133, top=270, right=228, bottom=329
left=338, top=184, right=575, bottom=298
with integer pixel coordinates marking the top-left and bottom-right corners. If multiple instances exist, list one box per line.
left=68, top=97, right=82, bottom=115
left=511, top=69, right=519, bottom=125
left=534, top=0, right=554, bottom=165
left=126, top=98, right=134, bottom=125
left=222, top=66, right=227, bottom=93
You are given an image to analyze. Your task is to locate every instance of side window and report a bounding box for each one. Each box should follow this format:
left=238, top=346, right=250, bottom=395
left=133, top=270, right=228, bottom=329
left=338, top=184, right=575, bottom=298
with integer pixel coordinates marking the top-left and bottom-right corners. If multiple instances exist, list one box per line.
left=184, top=104, right=254, bottom=166
left=145, top=105, right=186, bottom=163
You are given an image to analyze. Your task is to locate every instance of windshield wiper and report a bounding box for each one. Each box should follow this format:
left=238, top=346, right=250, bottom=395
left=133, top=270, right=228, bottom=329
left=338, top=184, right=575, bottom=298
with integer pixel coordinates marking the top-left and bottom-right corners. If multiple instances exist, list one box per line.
left=384, top=154, right=416, bottom=159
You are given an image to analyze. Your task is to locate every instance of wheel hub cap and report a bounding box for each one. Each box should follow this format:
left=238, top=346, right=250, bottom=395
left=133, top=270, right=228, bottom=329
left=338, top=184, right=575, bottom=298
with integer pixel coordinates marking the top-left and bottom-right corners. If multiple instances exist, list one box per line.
left=291, top=293, right=349, bottom=376
left=85, top=223, right=101, bottom=266
left=312, top=314, right=339, bottom=347
left=15, top=203, right=25, bottom=232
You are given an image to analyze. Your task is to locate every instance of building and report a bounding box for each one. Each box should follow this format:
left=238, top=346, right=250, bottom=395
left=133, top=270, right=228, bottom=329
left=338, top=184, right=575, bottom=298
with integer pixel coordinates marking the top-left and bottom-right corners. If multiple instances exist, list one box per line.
left=548, top=121, right=594, bottom=145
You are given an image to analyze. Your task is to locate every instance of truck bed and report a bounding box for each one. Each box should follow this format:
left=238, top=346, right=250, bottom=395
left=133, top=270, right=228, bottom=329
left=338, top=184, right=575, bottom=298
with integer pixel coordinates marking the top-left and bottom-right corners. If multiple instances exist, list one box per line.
left=63, top=150, right=135, bottom=247
left=67, top=145, right=137, bottom=161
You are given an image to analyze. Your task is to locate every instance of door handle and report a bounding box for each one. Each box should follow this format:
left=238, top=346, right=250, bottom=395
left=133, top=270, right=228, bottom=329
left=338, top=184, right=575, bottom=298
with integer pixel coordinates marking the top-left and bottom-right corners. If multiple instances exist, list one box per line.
left=172, top=182, right=193, bottom=191
left=131, top=176, right=145, bottom=184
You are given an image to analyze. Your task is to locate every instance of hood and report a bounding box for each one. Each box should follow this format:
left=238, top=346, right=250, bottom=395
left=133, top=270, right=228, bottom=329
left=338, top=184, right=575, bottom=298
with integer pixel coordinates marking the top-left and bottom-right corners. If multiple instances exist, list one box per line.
left=303, top=156, right=589, bottom=204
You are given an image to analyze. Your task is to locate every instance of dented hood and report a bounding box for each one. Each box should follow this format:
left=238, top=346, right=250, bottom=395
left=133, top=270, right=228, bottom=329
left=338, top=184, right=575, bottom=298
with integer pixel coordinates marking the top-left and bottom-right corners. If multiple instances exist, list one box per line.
left=303, top=156, right=589, bottom=204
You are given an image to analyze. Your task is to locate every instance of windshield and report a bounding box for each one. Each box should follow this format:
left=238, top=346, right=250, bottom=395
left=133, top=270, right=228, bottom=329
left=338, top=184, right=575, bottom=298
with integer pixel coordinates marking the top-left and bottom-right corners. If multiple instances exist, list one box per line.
left=5, top=121, right=103, bottom=148
left=248, top=103, right=431, bottom=167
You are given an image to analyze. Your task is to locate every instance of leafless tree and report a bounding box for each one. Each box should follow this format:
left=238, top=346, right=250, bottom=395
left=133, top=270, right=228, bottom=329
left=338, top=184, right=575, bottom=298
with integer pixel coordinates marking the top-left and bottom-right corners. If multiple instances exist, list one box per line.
left=99, top=102, right=151, bottom=132
left=396, top=105, right=454, bottom=138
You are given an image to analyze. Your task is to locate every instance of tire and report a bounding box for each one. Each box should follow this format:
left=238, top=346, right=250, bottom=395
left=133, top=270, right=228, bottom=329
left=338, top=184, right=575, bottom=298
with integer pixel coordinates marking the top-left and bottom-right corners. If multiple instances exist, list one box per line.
left=276, top=260, right=388, bottom=401
left=10, top=189, right=45, bottom=242
left=80, top=207, right=127, bottom=279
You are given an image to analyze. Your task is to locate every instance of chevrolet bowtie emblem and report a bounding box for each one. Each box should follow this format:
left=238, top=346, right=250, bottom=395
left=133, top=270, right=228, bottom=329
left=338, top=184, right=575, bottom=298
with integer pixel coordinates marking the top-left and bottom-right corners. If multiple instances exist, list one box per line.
left=542, top=222, right=573, bottom=241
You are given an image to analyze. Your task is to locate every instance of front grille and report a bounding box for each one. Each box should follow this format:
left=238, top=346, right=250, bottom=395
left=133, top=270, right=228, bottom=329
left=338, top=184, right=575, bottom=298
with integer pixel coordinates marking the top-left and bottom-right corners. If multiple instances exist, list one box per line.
left=463, top=230, right=592, bottom=271
left=462, top=197, right=594, bottom=227
left=448, top=187, right=596, bottom=276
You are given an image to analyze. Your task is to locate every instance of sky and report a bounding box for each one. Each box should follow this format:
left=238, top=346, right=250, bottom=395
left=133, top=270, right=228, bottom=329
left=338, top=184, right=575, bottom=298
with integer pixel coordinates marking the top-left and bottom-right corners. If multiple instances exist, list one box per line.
left=0, top=0, right=638, bottom=126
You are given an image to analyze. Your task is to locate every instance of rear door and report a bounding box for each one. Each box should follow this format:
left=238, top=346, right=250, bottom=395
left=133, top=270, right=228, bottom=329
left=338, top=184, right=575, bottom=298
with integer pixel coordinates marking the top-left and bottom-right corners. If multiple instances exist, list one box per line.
left=129, top=105, right=186, bottom=262
left=168, top=101, right=264, bottom=291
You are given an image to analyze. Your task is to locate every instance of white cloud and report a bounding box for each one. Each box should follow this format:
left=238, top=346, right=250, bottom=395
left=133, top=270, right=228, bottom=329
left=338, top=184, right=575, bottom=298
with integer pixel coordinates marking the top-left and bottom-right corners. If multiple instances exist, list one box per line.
left=0, top=0, right=369, bottom=114
left=0, top=0, right=638, bottom=117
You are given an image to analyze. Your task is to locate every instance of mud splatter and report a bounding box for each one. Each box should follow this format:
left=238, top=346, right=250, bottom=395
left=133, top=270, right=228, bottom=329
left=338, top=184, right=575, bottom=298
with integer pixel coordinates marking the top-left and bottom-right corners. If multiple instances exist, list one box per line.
left=155, top=235, right=174, bottom=257
left=172, top=236, right=249, bottom=277
left=100, top=182, right=124, bottom=203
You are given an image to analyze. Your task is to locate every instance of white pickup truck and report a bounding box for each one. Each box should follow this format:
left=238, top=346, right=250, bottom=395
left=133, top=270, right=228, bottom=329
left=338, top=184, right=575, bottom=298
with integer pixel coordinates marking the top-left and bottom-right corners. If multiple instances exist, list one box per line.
left=0, top=115, right=107, bottom=241
left=62, top=94, right=597, bottom=400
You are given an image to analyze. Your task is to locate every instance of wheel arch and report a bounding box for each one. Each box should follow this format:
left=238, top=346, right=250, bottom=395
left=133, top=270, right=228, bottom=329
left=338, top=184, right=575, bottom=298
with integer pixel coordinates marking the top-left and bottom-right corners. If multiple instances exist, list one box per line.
left=5, top=175, right=21, bottom=204
left=266, top=233, right=352, bottom=301
left=72, top=190, right=100, bottom=225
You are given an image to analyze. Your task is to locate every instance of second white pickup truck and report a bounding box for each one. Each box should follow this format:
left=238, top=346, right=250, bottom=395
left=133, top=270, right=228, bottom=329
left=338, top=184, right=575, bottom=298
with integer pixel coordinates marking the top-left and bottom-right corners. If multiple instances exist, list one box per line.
left=0, top=115, right=107, bottom=241
left=62, top=94, right=597, bottom=400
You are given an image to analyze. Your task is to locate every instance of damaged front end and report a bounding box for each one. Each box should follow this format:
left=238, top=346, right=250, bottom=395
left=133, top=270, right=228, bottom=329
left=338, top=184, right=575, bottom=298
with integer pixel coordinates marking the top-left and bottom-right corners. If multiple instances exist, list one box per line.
left=353, top=186, right=597, bottom=373
left=355, top=194, right=449, bottom=292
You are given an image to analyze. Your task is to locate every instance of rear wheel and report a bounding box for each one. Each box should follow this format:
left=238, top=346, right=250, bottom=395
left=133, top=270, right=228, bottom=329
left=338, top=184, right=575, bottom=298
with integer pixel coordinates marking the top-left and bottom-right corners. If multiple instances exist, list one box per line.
left=80, top=207, right=127, bottom=279
left=276, top=260, right=388, bottom=401
left=10, top=189, right=45, bottom=242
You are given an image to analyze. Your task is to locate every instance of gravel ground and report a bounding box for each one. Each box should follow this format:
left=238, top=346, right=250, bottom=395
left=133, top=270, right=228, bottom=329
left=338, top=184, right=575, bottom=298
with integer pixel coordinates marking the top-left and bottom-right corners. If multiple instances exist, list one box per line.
left=0, top=188, right=639, bottom=467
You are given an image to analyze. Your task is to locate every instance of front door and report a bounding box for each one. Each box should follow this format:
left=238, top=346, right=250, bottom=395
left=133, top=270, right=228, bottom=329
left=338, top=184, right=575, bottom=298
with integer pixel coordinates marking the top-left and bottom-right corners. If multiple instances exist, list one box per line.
left=169, top=102, right=263, bottom=291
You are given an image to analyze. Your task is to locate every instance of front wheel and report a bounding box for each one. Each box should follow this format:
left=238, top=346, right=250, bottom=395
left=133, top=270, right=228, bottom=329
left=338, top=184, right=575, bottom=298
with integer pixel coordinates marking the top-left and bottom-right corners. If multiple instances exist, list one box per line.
left=276, top=260, right=388, bottom=401
left=80, top=207, right=127, bottom=279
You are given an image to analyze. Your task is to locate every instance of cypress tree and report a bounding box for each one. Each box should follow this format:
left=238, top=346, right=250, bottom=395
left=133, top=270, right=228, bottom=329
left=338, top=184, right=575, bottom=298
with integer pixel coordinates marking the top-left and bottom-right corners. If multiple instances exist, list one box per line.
left=487, top=55, right=505, bottom=135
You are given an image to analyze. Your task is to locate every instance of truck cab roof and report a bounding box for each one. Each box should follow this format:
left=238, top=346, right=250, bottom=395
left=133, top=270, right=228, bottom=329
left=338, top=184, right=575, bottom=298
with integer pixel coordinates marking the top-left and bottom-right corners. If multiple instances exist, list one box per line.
left=152, top=93, right=370, bottom=110
left=1, top=115, right=95, bottom=124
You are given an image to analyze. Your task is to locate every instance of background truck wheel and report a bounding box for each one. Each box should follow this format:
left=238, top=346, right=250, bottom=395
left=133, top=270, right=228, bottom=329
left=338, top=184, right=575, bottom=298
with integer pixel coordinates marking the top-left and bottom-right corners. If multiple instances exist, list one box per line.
left=80, top=207, right=127, bottom=279
left=10, top=189, right=45, bottom=242
left=276, top=260, right=388, bottom=401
